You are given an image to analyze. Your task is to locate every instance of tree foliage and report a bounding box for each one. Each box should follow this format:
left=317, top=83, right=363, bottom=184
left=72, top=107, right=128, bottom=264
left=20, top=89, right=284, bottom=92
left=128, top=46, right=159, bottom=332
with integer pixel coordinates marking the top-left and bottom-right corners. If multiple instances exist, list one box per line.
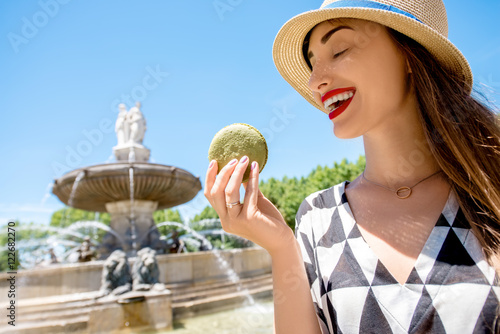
left=50, top=208, right=110, bottom=227
left=0, top=221, right=50, bottom=271
left=48, top=208, right=111, bottom=248
left=191, top=206, right=219, bottom=222
left=153, top=209, right=183, bottom=224
left=153, top=209, right=183, bottom=236
left=260, top=156, right=365, bottom=230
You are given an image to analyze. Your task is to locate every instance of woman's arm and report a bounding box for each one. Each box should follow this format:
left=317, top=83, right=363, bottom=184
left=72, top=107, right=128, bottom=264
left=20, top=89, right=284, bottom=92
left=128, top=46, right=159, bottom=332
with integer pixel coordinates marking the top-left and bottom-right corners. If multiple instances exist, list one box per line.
left=270, top=233, right=322, bottom=334
left=204, top=157, right=321, bottom=334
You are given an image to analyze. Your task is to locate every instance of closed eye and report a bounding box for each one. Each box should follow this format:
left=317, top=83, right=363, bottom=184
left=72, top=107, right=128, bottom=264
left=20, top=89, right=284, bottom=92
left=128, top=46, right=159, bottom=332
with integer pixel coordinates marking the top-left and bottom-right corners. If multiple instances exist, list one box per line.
left=333, top=49, right=349, bottom=59
left=309, top=48, right=349, bottom=69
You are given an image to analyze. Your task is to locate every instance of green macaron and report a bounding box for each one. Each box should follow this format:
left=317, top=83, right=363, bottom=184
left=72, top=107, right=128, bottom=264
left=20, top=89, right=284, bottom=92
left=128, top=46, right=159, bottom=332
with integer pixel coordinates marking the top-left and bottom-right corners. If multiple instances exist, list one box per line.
left=208, top=123, right=268, bottom=183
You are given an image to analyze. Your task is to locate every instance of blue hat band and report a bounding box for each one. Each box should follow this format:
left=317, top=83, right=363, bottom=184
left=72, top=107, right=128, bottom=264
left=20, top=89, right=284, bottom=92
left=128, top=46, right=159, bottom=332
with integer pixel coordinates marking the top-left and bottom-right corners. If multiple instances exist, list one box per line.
left=323, top=0, right=423, bottom=24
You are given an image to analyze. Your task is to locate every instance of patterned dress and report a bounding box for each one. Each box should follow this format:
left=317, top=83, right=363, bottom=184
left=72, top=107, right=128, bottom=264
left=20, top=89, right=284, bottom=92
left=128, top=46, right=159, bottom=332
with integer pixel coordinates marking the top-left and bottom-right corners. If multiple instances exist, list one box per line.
left=295, top=181, right=499, bottom=333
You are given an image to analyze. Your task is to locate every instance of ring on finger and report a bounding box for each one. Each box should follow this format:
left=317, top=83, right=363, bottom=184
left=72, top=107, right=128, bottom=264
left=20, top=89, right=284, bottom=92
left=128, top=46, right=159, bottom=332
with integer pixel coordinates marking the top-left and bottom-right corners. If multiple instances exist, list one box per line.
left=226, top=201, right=242, bottom=209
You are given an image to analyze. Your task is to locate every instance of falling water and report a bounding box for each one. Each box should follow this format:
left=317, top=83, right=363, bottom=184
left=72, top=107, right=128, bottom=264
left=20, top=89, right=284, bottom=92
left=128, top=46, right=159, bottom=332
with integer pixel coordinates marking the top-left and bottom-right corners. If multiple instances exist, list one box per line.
left=18, top=224, right=87, bottom=239
left=128, top=147, right=136, bottom=162
left=189, top=218, right=222, bottom=229
left=149, top=221, right=257, bottom=306
left=67, top=220, right=127, bottom=249
left=129, top=167, right=138, bottom=255
left=104, top=153, right=115, bottom=163
left=68, top=171, right=85, bottom=207
left=9, top=221, right=128, bottom=268
left=40, top=182, right=54, bottom=206
left=9, top=225, right=89, bottom=268
left=59, top=171, right=87, bottom=227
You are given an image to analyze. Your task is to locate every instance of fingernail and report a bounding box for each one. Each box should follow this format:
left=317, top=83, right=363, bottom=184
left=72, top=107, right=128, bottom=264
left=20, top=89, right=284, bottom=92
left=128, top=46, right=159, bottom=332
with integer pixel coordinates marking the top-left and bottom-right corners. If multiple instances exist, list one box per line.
left=251, top=161, right=257, bottom=170
left=209, top=160, right=215, bottom=168
left=240, top=156, right=248, bottom=164
left=229, top=159, right=238, bottom=165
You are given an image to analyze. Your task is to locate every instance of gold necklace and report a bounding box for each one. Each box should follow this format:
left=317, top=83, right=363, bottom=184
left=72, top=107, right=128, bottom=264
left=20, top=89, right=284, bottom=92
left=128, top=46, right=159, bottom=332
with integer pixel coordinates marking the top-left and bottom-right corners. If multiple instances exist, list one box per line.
left=362, top=170, right=442, bottom=199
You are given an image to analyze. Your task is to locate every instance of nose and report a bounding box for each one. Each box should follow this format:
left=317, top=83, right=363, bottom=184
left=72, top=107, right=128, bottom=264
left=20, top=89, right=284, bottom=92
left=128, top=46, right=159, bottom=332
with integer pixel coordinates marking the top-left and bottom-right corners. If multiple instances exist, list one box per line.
left=308, top=60, right=332, bottom=95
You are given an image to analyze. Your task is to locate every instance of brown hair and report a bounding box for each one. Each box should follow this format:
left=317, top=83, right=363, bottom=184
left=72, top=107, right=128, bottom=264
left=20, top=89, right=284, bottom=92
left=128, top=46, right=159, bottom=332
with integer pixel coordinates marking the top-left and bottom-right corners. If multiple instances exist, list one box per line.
left=388, top=29, right=500, bottom=266
left=302, top=19, right=500, bottom=266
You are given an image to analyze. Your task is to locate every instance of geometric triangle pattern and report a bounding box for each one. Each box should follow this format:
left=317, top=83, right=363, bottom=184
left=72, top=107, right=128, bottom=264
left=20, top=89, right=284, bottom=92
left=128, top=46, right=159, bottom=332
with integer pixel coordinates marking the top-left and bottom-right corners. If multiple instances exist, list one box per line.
left=295, top=182, right=500, bottom=334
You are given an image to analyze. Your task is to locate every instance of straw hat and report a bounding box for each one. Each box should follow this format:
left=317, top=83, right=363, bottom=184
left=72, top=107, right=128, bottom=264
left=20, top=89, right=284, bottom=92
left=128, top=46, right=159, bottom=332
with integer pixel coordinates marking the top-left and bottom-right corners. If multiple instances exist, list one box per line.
left=273, top=0, right=473, bottom=113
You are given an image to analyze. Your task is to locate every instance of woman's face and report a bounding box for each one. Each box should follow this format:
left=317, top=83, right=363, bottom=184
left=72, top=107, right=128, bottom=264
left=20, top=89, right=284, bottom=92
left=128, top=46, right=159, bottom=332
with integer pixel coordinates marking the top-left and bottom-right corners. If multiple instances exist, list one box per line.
left=307, top=19, right=412, bottom=139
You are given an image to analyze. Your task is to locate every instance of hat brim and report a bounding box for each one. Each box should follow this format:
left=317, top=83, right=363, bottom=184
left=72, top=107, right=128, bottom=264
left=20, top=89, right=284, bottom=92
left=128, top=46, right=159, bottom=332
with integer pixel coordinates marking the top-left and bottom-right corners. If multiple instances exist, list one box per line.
left=273, top=7, right=473, bottom=114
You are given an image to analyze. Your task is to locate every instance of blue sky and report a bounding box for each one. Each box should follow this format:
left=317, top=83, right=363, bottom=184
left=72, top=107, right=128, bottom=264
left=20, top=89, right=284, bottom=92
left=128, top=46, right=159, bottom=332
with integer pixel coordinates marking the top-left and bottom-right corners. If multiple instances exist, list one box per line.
left=1, top=0, right=499, bottom=225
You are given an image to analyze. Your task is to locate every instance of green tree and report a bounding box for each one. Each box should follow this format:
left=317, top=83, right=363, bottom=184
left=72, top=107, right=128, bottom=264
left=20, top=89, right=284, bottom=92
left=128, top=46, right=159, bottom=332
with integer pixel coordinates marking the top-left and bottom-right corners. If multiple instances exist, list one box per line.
left=0, top=221, right=50, bottom=271
left=260, top=156, right=365, bottom=230
left=191, top=206, right=219, bottom=222
left=154, top=209, right=183, bottom=236
left=49, top=208, right=111, bottom=258
left=153, top=208, right=183, bottom=224
left=50, top=207, right=110, bottom=227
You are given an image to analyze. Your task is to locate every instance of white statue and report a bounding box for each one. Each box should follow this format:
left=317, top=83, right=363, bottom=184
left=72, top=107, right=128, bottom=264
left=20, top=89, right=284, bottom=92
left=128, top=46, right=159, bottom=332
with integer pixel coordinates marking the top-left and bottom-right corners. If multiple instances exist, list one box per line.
left=113, top=102, right=150, bottom=162
left=128, top=102, right=147, bottom=145
left=115, top=104, right=130, bottom=146
left=115, top=102, right=147, bottom=146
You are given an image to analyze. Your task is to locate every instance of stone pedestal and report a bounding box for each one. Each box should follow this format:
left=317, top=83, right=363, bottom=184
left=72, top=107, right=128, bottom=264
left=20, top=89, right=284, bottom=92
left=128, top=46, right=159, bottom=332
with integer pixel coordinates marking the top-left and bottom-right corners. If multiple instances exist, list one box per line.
left=113, top=143, right=150, bottom=162
left=88, top=290, right=173, bottom=333
left=99, top=200, right=166, bottom=258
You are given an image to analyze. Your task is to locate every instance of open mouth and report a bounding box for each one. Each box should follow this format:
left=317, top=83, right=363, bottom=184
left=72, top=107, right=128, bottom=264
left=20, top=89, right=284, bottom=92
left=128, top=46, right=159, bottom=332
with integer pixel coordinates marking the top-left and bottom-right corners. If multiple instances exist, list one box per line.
left=321, top=87, right=356, bottom=120
left=327, top=92, right=353, bottom=110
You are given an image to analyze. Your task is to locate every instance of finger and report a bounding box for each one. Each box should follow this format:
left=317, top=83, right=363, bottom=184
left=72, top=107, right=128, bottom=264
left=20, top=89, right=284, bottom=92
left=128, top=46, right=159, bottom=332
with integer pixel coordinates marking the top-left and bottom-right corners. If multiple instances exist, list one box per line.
left=225, top=156, right=250, bottom=216
left=204, top=160, right=218, bottom=200
left=210, top=158, right=238, bottom=212
left=244, top=161, right=260, bottom=209
left=225, top=156, right=249, bottom=202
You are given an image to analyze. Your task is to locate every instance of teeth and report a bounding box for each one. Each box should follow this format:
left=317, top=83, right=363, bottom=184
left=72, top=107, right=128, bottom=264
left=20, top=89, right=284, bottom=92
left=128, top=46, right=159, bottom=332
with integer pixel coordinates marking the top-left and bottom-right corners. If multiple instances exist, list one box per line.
left=323, top=90, right=355, bottom=111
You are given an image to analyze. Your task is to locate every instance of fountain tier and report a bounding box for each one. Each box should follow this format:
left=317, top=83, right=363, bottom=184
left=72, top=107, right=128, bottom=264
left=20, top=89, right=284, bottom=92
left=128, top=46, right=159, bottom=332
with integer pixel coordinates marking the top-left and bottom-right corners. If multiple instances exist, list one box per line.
left=52, top=162, right=201, bottom=212
left=52, top=162, right=201, bottom=256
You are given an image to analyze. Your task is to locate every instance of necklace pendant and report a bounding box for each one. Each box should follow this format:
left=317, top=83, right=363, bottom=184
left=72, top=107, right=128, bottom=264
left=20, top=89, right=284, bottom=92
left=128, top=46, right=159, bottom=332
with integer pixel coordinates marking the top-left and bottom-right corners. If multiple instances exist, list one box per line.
left=396, top=186, right=412, bottom=199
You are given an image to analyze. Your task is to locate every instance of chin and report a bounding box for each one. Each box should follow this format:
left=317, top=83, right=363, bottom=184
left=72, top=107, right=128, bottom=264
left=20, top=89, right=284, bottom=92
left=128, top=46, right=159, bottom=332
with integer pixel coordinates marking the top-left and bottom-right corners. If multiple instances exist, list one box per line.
left=332, top=125, right=362, bottom=140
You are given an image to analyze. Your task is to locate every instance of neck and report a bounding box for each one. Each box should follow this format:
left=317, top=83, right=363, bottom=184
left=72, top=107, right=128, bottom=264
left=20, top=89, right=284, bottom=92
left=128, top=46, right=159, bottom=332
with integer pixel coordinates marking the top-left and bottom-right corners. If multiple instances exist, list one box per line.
left=362, top=103, right=441, bottom=189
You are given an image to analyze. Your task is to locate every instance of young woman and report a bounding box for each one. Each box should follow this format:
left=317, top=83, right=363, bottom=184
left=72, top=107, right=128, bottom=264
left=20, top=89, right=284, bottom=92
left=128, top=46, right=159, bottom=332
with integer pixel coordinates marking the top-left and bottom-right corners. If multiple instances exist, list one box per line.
left=205, top=0, right=500, bottom=333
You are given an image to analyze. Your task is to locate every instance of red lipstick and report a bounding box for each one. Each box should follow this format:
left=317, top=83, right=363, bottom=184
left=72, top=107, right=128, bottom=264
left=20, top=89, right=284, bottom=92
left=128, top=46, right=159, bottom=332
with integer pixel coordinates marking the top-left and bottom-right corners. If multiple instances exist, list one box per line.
left=321, top=87, right=356, bottom=103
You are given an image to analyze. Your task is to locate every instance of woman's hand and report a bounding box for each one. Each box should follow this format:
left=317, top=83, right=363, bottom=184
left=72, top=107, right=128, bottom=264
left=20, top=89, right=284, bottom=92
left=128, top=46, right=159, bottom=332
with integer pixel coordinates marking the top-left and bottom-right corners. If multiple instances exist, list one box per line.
left=204, top=156, right=294, bottom=256
left=206, top=156, right=322, bottom=334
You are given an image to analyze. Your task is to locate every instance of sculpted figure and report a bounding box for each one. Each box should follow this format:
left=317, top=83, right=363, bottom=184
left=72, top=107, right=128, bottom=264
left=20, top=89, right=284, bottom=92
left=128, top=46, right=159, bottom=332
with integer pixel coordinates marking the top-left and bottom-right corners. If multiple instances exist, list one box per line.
left=132, top=247, right=165, bottom=291
left=128, top=102, right=147, bottom=144
left=99, top=249, right=132, bottom=296
left=49, top=248, right=58, bottom=264
left=77, top=236, right=95, bottom=262
left=115, top=103, right=130, bottom=146
left=168, top=230, right=184, bottom=254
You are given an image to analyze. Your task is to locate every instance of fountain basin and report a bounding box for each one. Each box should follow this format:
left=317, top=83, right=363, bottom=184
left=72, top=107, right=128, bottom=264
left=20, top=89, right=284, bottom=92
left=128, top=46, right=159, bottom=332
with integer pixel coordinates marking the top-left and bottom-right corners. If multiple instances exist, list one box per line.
left=52, top=162, right=202, bottom=212
left=0, top=247, right=272, bottom=333
left=1, top=247, right=271, bottom=299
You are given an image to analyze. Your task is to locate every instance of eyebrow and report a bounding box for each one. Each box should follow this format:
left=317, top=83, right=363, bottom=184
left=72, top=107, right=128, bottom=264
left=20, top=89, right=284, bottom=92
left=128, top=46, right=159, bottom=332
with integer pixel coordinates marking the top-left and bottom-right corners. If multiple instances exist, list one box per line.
left=307, top=26, right=354, bottom=61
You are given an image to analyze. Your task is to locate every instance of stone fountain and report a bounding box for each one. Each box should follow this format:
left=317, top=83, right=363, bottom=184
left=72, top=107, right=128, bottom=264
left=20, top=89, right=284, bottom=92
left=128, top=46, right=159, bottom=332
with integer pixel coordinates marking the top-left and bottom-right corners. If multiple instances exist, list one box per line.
left=0, top=103, right=273, bottom=334
left=52, top=102, right=202, bottom=258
